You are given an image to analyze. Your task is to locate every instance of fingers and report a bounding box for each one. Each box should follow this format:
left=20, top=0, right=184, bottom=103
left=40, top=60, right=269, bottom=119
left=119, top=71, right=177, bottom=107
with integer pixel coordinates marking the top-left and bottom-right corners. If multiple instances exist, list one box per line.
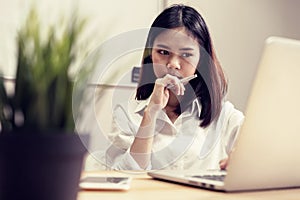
left=219, top=158, right=228, bottom=170
left=160, top=74, right=185, bottom=96
left=150, top=74, right=185, bottom=109
left=219, top=148, right=235, bottom=170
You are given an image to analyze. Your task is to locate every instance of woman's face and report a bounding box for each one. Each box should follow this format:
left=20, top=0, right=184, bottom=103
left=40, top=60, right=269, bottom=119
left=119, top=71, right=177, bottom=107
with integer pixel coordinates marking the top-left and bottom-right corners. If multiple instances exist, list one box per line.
left=151, top=27, right=200, bottom=79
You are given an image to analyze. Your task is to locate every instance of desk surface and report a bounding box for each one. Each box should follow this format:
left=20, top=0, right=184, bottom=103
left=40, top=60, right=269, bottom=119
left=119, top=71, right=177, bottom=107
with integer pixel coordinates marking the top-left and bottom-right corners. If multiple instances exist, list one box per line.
left=78, top=171, right=300, bottom=200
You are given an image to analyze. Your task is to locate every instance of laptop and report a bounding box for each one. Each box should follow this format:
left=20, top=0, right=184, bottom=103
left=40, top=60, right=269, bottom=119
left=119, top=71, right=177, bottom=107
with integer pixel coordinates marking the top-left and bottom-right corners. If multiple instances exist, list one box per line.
left=148, top=36, right=300, bottom=192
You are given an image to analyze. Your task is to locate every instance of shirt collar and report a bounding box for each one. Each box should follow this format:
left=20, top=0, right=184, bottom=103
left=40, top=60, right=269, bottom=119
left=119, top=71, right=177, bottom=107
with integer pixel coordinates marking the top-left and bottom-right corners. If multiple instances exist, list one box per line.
left=134, top=97, right=151, bottom=114
left=134, top=97, right=201, bottom=118
left=190, top=98, right=202, bottom=118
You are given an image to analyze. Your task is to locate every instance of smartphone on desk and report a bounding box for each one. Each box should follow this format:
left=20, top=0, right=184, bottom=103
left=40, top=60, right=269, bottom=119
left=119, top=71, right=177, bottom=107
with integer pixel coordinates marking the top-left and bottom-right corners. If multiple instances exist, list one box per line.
left=79, top=176, right=132, bottom=191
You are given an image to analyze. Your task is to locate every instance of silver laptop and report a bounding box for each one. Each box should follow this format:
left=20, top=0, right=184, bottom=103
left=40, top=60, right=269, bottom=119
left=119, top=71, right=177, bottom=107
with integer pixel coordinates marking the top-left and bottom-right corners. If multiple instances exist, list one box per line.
left=148, top=36, right=300, bottom=192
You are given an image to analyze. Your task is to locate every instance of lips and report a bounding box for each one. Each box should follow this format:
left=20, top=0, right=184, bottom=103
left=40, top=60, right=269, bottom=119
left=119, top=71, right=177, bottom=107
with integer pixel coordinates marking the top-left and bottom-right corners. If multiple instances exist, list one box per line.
left=167, top=70, right=183, bottom=79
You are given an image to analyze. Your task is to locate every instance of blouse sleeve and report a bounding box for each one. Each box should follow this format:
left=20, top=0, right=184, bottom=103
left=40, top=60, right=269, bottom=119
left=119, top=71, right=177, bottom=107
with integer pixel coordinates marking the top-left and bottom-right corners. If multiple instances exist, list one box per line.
left=222, top=101, right=245, bottom=155
left=105, top=102, right=151, bottom=170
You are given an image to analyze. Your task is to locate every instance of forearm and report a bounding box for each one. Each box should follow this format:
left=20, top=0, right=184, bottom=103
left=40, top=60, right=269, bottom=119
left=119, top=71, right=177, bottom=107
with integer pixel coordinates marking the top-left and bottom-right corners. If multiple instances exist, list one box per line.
left=130, top=106, right=158, bottom=169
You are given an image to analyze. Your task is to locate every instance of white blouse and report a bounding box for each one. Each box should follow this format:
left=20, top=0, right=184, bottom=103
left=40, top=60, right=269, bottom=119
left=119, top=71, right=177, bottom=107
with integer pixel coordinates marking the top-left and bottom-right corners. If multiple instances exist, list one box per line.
left=105, top=97, right=244, bottom=171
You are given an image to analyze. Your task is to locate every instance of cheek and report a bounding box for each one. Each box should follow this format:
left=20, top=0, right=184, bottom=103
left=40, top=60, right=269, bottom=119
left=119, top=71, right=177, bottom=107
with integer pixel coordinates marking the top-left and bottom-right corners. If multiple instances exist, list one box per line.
left=153, top=63, right=167, bottom=78
left=151, top=52, right=168, bottom=78
left=151, top=51, right=164, bottom=64
left=181, top=59, right=198, bottom=76
left=180, top=66, right=197, bottom=77
left=188, top=56, right=200, bottom=74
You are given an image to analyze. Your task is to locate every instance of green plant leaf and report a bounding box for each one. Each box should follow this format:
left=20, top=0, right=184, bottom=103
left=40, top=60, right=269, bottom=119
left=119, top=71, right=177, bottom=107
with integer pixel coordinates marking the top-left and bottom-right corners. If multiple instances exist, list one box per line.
left=2, top=6, right=88, bottom=133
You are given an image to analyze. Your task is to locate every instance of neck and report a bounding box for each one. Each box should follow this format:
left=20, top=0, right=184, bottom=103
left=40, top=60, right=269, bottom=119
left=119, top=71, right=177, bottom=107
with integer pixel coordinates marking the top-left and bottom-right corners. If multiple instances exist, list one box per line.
left=167, top=92, right=182, bottom=107
left=165, top=92, right=182, bottom=123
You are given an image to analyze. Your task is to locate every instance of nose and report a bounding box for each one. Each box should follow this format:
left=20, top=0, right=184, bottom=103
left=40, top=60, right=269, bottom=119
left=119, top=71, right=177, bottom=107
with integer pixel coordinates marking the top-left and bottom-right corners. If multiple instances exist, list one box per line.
left=167, top=55, right=181, bottom=70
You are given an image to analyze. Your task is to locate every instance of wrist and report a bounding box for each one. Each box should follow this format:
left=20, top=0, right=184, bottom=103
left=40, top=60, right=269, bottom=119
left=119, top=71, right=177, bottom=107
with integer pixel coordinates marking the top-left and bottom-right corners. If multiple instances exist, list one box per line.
left=143, top=106, right=159, bottom=124
left=145, top=103, right=162, bottom=116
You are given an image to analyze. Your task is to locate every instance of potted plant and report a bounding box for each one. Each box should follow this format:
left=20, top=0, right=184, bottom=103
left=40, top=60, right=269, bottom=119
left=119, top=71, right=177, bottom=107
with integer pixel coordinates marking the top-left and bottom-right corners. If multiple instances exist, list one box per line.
left=0, top=7, right=89, bottom=200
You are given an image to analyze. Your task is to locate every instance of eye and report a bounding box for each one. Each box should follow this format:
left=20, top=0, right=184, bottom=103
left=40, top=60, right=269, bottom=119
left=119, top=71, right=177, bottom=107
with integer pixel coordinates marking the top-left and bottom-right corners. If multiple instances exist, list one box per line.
left=157, top=49, right=170, bottom=55
left=181, top=53, right=193, bottom=58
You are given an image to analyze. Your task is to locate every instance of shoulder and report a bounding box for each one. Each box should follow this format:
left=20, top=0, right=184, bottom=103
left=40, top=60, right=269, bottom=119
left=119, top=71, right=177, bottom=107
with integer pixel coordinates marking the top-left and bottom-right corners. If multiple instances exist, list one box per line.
left=219, top=101, right=244, bottom=129
left=113, top=93, right=146, bottom=125
left=222, top=101, right=244, bottom=118
left=113, top=95, right=137, bottom=116
left=212, top=101, right=244, bottom=130
left=223, top=101, right=244, bottom=122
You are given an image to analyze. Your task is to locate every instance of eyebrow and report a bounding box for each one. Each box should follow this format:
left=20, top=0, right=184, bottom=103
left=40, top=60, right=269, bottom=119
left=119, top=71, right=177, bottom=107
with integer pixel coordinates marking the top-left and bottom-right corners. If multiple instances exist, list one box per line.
left=155, top=44, right=171, bottom=50
left=179, top=47, right=195, bottom=51
left=155, top=44, right=195, bottom=51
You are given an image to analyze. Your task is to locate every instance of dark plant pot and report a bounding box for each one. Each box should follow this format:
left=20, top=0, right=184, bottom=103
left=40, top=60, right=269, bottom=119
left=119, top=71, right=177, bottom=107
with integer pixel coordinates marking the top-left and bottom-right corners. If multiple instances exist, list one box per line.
left=0, top=132, right=89, bottom=200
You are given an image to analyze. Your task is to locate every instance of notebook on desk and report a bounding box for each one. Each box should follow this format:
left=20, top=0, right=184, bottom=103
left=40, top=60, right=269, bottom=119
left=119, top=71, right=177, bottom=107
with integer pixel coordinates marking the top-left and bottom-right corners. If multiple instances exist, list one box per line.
left=148, top=36, right=300, bottom=192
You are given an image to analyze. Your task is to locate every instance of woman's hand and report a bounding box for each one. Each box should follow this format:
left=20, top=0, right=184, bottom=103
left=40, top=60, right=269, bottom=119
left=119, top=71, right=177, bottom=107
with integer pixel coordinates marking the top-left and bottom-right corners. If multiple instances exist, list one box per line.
left=130, top=74, right=184, bottom=169
left=219, top=158, right=229, bottom=170
left=148, top=74, right=185, bottom=112
left=219, top=148, right=236, bottom=170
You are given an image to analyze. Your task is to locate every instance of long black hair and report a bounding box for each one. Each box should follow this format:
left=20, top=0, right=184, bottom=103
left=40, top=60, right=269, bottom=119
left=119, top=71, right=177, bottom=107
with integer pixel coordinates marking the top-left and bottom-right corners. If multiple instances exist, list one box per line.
left=136, top=4, right=228, bottom=127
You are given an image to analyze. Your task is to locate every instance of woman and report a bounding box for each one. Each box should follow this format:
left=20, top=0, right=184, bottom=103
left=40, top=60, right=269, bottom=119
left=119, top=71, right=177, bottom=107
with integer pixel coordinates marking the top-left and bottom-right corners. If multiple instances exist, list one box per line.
left=105, top=4, right=244, bottom=170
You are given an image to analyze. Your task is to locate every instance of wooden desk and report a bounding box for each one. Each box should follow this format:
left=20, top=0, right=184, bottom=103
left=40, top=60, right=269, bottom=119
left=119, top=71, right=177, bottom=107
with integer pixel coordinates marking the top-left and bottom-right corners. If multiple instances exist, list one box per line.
left=78, top=171, right=300, bottom=200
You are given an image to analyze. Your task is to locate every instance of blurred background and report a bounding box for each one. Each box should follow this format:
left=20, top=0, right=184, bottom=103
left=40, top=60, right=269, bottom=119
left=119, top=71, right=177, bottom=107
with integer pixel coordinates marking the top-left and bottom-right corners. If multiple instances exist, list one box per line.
left=1, top=0, right=300, bottom=111
left=1, top=0, right=300, bottom=169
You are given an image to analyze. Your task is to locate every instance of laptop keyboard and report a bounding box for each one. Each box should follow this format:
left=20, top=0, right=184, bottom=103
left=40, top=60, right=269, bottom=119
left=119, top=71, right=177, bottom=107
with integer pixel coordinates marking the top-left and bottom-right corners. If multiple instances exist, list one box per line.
left=191, top=174, right=226, bottom=182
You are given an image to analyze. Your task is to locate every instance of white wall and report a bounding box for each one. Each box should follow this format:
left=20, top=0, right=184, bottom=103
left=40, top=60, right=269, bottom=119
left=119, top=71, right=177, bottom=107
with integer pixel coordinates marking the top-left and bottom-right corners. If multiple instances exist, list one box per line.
left=166, top=0, right=300, bottom=111
left=2, top=0, right=300, bottom=110
left=0, top=0, right=162, bottom=78
left=2, top=0, right=300, bottom=169
left=0, top=0, right=161, bottom=161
